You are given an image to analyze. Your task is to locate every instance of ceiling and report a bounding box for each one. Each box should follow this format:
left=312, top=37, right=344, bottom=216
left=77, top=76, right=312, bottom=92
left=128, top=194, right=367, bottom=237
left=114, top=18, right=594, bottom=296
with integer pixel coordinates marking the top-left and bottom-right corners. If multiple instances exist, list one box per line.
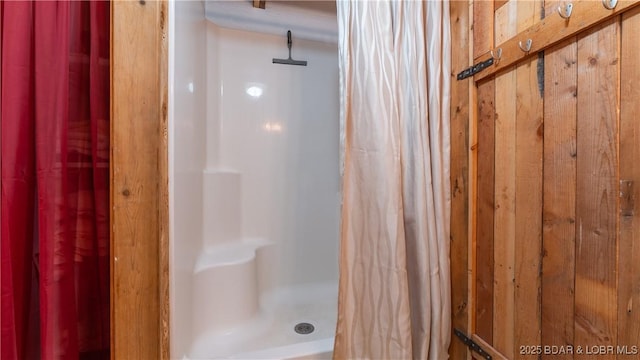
left=267, top=0, right=336, bottom=14
left=265, top=1, right=337, bottom=14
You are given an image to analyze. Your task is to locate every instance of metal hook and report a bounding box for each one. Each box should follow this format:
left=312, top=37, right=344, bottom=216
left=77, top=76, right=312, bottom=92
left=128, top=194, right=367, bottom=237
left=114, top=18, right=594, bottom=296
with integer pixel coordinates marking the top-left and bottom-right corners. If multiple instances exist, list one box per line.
left=519, top=39, right=533, bottom=53
left=558, top=2, right=573, bottom=19
left=490, top=48, right=502, bottom=62
left=603, top=0, right=617, bottom=10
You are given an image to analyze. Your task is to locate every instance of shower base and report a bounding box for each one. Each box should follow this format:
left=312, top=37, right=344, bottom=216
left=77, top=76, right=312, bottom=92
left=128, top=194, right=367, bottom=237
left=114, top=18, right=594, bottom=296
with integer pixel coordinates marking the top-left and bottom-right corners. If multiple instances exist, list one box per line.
left=189, top=282, right=337, bottom=360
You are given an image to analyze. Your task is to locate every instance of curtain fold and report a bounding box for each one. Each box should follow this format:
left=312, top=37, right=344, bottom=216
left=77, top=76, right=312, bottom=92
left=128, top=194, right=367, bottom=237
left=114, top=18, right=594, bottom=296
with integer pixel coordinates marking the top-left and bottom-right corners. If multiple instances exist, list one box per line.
left=1, top=1, right=110, bottom=359
left=1, top=3, right=37, bottom=358
left=334, top=1, right=451, bottom=358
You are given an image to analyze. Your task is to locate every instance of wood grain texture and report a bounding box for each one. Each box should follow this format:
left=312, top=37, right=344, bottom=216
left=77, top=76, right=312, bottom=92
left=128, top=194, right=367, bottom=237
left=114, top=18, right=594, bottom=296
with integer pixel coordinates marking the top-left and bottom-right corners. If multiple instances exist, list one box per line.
left=111, top=1, right=168, bottom=359
left=475, top=79, right=495, bottom=344
left=618, top=6, right=640, bottom=357
left=543, top=1, right=563, bottom=21
left=472, top=334, right=510, bottom=360
left=450, top=1, right=471, bottom=358
left=473, top=0, right=494, bottom=58
left=514, top=1, right=543, bottom=358
left=158, top=1, right=170, bottom=359
left=492, top=1, right=517, bottom=356
left=575, top=18, right=619, bottom=360
left=468, top=0, right=477, bottom=355
left=474, top=1, right=640, bottom=81
left=541, top=38, right=577, bottom=360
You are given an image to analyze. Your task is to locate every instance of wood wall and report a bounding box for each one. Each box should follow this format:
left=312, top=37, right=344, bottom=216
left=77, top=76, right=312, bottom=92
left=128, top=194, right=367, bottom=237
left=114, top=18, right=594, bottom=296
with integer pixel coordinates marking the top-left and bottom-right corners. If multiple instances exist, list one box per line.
left=455, top=1, right=640, bottom=359
left=110, top=1, right=169, bottom=359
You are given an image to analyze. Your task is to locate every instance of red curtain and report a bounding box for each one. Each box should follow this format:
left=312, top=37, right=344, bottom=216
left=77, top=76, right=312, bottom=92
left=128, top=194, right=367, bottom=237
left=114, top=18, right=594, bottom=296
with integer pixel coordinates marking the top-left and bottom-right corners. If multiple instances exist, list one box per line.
left=1, top=1, right=110, bottom=359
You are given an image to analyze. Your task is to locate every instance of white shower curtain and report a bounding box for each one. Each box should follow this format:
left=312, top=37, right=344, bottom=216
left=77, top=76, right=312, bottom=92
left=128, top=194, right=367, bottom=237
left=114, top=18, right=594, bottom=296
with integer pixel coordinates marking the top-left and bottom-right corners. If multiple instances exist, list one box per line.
left=334, top=1, right=451, bottom=359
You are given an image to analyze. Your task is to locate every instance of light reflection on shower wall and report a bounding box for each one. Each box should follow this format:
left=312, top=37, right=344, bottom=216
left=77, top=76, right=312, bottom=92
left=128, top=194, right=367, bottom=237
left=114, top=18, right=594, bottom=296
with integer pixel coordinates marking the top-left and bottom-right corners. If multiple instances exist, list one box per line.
left=206, top=24, right=341, bottom=289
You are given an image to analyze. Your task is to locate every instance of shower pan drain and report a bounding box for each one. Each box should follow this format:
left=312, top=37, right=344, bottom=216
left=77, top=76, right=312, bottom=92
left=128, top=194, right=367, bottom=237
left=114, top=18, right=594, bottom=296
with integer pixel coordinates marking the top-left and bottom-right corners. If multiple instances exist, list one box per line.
left=294, top=322, right=315, bottom=335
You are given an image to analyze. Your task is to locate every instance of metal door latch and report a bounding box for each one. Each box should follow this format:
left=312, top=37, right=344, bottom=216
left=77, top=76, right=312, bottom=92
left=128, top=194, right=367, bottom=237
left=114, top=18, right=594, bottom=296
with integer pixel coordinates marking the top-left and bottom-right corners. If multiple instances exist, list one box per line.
left=454, top=328, right=492, bottom=360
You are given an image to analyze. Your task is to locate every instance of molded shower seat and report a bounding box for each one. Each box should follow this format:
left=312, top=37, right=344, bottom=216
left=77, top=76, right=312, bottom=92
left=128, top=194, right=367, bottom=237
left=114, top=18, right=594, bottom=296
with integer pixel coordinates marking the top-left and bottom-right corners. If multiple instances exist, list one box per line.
left=192, top=238, right=273, bottom=339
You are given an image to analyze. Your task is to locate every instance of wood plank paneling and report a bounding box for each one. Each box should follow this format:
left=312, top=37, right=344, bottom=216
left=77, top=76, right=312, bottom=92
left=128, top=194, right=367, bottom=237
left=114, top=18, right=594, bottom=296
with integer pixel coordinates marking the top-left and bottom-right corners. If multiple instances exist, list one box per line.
left=541, top=38, right=577, bottom=360
left=111, top=1, right=169, bottom=359
left=492, top=1, right=517, bottom=356
left=495, top=0, right=509, bottom=12
left=475, top=79, right=495, bottom=344
left=468, top=3, right=640, bottom=360
left=513, top=0, right=544, bottom=357
left=618, top=7, right=640, bottom=358
left=575, top=17, right=619, bottom=360
left=473, top=0, right=494, bottom=58
left=450, top=1, right=471, bottom=358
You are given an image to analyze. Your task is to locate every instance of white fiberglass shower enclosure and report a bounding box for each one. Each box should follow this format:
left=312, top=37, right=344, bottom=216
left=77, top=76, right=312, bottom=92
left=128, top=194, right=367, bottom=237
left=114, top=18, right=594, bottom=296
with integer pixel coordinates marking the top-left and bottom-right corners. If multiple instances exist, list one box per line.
left=169, top=1, right=340, bottom=359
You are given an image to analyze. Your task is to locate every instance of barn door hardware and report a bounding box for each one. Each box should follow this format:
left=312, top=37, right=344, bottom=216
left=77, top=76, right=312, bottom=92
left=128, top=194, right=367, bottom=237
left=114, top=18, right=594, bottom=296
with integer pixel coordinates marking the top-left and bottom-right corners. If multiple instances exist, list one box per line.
left=454, top=328, right=492, bottom=360
left=456, top=57, right=494, bottom=80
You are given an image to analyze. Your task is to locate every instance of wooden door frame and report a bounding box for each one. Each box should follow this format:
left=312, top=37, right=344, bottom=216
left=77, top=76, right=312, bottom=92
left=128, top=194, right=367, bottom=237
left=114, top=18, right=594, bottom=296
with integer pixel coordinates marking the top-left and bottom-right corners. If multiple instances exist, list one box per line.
left=449, top=0, right=473, bottom=359
left=110, top=1, right=169, bottom=359
left=107, top=1, right=477, bottom=359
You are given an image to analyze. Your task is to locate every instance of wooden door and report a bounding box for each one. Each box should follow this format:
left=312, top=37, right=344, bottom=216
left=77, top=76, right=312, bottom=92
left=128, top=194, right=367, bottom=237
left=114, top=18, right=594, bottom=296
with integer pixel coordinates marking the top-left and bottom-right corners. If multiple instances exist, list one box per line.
left=463, top=1, right=640, bottom=359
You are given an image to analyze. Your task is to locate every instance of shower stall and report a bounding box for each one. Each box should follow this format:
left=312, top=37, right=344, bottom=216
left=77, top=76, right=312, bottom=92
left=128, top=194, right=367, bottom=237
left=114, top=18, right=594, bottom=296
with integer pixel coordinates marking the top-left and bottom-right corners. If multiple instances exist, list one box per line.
left=169, top=1, right=340, bottom=358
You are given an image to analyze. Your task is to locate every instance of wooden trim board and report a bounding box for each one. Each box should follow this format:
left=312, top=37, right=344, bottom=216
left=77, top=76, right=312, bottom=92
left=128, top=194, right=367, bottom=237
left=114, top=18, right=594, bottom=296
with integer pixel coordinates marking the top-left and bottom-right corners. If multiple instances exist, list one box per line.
left=491, top=1, right=517, bottom=355
left=111, top=1, right=169, bottom=359
left=450, top=1, right=472, bottom=358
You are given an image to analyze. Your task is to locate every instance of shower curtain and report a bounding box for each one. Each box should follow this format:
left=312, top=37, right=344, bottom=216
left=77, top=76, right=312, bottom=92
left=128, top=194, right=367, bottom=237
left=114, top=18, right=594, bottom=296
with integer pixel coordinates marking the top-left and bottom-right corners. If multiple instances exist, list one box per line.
left=334, top=1, right=451, bottom=359
left=1, top=1, right=110, bottom=359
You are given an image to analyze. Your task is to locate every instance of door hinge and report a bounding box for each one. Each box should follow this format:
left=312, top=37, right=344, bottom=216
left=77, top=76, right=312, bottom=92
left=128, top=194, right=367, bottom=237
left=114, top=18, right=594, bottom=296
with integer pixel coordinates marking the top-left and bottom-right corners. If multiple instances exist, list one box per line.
left=454, top=328, right=492, bottom=360
left=456, top=58, right=494, bottom=81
